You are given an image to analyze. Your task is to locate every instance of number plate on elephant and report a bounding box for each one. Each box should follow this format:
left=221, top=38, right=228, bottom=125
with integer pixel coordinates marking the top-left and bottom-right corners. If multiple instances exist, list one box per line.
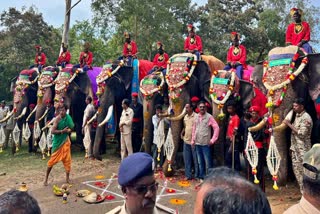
left=213, top=78, right=228, bottom=85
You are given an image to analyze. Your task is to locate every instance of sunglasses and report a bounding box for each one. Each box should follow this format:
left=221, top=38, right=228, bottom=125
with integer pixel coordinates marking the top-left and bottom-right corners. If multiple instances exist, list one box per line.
left=199, top=106, right=205, bottom=109
left=129, top=182, right=159, bottom=195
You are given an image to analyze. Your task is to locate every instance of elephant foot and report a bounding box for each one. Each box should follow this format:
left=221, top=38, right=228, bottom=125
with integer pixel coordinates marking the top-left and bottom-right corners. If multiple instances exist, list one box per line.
left=162, top=161, right=175, bottom=177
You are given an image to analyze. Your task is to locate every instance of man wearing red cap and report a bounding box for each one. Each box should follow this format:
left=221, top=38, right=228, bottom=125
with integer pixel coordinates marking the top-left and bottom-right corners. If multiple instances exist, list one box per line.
left=56, top=43, right=71, bottom=68
left=247, top=105, right=267, bottom=191
left=184, top=24, right=203, bottom=60
left=191, top=96, right=200, bottom=113
left=130, top=92, right=143, bottom=153
left=224, top=32, right=247, bottom=79
left=120, top=32, right=138, bottom=67
left=32, top=45, right=46, bottom=72
left=286, top=8, right=312, bottom=54
left=148, top=42, right=169, bottom=75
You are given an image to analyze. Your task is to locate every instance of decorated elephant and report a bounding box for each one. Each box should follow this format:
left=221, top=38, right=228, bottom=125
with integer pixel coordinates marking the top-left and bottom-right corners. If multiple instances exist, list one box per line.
left=53, top=66, right=102, bottom=146
left=249, top=46, right=318, bottom=186
left=154, top=53, right=225, bottom=176
left=0, top=68, right=39, bottom=151
left=208, top=69, right=254, bottom=165
left=139, top=70, right=167, bottom=154
left=93, top=59, right=153, bottom=160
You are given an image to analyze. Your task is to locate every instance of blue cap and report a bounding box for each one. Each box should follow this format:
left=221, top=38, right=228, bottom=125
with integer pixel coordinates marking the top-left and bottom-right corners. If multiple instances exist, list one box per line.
left=118, top=152, right=155, bottom=186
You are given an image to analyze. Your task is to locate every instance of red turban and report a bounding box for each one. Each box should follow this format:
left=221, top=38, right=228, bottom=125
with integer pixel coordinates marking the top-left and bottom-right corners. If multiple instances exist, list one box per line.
left=290, top=8, right=303, bottom=17
left=249, top=105, right=260, bottom=113
left=132, top=92, right=138, bottom=97
left=29, top=103, right=35, bottom=108
left=191, top=96, right=200, bottom=102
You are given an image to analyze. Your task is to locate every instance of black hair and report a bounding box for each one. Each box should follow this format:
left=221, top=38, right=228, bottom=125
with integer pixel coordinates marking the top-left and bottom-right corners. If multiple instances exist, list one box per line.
left=244, top=111, right=252, bottom=120
left=0, top=190, right=41, bottom=214
left=9, top=105, right=13, bottom=111
left=122, top=99, right=130, bottom=107
left=226, top=100, right=237, bottom=108
left=202, top=167, right=271, bottom=214
left=86, top=96, right=92, bottom=103
left=155, top=104, right=162, bottom=111
left=198, top=100, right=206, bottom=106
left=303, top=164, right=320, bottom=199
left=293, top=97, right=305, bottom=107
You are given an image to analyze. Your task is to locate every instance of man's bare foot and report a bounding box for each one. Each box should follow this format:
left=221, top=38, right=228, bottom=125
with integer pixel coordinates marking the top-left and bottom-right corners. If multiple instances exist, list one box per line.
left=43, top=181, right=48, bottom=186
left=66, top=179, right=71, bottom=184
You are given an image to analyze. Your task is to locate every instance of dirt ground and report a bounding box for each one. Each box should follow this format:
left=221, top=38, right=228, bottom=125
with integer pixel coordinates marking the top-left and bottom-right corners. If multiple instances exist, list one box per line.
left=0, top=144, right=301, bottom=214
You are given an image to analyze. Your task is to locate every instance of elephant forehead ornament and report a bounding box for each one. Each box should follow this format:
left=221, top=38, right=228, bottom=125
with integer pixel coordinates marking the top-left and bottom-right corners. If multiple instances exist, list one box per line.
left=166, top=53, right=198, bottom=102
left=14, top=69, right=39, bottom=106
left=140, top=72, right=165, bottom=100
left=54, top=68, right=79, bottom=107
left=37, top=67, right=57, bottom=99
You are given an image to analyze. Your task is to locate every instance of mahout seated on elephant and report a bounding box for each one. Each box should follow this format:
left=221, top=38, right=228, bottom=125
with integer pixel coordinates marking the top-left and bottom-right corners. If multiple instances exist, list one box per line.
left=118, top=32, right=138, bottom=67
left=73, top=42, right=93, bottom=72
left=56, top=43, right=71, bottom=68
left=30, top=45, right=46, bottom=73
left=148, top=41, right=169, bottom=75
left=184, top=24, right=203, bottom=59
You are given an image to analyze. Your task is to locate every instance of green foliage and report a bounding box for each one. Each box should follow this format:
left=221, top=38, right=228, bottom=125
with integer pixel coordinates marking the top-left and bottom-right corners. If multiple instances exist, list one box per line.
left=0, top=7, right=61, bottom=101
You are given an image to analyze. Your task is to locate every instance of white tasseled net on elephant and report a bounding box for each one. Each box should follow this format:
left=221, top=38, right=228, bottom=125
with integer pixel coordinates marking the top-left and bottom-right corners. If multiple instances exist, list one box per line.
left=154, top=119, right=165, bottom=164
left=46, top=128, right=53, bottom=148
left=34, top=121, right=41, bottom=139
left=0, top=126, right=5, bottom=146
left=267, top=134, right=281, bottom=190
left=13, top=123, right=21, bottom=145
left=245, top=132, right=259, bottom=184
left=23, top=123, right=31, bottom=141
left=39, top=132, right=47, bottom=151
left=164, top=127, right=174, bottom=172
left=83, top=125, right=91, bottom=150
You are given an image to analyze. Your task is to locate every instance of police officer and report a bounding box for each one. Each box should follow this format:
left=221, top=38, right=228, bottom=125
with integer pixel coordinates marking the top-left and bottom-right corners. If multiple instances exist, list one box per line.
left=106, top=153, right=175, bottom=214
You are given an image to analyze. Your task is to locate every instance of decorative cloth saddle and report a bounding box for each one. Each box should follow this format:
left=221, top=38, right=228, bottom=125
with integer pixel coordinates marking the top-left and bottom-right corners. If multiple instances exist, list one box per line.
left=166, top=53, right=197, bottom=101
left=263, top=45, right=308, bottom=107
left=209, top=70, right=240, bottom=109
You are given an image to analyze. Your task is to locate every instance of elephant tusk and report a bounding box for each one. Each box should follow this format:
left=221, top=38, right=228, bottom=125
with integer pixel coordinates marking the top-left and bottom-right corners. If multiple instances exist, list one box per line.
left=38, top=108, right=49, bottom=122
left=14, top=107, right=27, bottom=120
left=167, top=107, right=187, bottom=121
left=273, top=123, right=288, bottom=132
left=98, top=105, right=113, bottom=127
left=0, top=110, right=14, bottom=123
left=87, top=113, right=97, bottom=125
left=26, top=105, right=38, bottom=122
left=248, top=118, right=267, bottom=132
left=41, top=118, right=55, bottom=131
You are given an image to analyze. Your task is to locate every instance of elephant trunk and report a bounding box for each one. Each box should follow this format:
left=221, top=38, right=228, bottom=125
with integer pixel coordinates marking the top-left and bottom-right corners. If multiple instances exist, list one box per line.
left=14, top=107, right=27, bottom=120
left=0, top=110, right=14, bottom=123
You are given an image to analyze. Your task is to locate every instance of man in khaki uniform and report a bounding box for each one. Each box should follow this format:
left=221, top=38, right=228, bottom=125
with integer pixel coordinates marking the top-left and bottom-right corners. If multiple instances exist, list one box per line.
left=106, top=152, right=176, bottom=214
left=119, top=99, right=134, bottom=160
left=281, top=98, right=313, bottom=192
left=284, top=144, right=320, bottom=214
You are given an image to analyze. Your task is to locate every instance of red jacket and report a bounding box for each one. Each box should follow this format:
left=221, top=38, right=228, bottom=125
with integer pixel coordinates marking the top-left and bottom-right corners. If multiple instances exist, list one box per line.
left=226, top=114, right=240, bottom=139
left=286, top=21, right=310, bottom=45
left=79, top=51, right=93, bottom=67
left=123, top=41, right=138, bottom=57
left=251, top=87, right=268, bottom=117
left=153, top=53, right=169, bottom=69
left=57, top=51, right=71, bottom=65
left=34, top=53, right=46, bottom=66
left=227, top=45, right=247, bottom=67
left=184, top=35, right=203, bottom=53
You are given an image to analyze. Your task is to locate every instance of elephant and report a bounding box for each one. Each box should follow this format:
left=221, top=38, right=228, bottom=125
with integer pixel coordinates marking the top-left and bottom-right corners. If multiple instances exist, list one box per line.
left=139, top=70, right=167, bottom=154
left=249, top=46, right=318, bottom=185
left=209, top=69, right=254, bottom=165
left=93, top=59, right=153, bottom=160
left=53, top=66, right=102, bottom=146
left=0, top=68, right=39, bottom=151
left=156, top=53, right=225, bottom=176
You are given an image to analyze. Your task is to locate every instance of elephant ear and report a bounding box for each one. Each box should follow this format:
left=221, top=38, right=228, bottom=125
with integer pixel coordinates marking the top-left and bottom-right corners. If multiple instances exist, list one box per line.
left=239, top=80, right=254, bottom=109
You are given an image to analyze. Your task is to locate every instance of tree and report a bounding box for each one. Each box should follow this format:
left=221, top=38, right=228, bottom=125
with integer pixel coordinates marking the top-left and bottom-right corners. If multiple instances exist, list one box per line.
left=0, top=7, right=61, bottom=101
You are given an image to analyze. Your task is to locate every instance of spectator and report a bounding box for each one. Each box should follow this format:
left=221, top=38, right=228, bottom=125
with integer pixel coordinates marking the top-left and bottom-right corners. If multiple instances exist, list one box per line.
left=82, top=96, right=95, bottom=158
left=181, top=103, right=198, bottom=180
left=130, top=92, right=143, bottom=153
left=191, top=101, right=219, bottom=181
left=106, top=153, right=175, bottom=214
left=0, top=100, right=8, bottom=129
left=3, top=105, right=14, bottom=154
left=225, top=100, right=241, bottom=171
left=284, top=144, right=320, bottom=213
left=119, top=99, right=134, bottom=160
left=194, top=167, right=271, bottom=214
left=0, top=189, right=41, bottom=214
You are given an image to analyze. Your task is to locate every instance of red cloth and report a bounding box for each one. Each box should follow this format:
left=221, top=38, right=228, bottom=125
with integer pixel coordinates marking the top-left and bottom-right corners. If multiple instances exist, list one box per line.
left=227, top=45, right=247, bottom=67
left=79, top=51, right=93, bottom=67
left=226, top=114, right=240, bottom=139
left=138, top=60, right=154, bottom=81
left=251, top=87, right=268, bottom=117
left=184, top=35, right=203, bottom=53
left=57, top=51, right=71, bottom=65
left=255, top=141, right=263, bottom=149
left=34, top=53, right=46, bottom=66
left=286, top=21, right=310, bottom=45
left=123, top=40, right=138, bottom=56
left=153, top=53, right=169, bottom=69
